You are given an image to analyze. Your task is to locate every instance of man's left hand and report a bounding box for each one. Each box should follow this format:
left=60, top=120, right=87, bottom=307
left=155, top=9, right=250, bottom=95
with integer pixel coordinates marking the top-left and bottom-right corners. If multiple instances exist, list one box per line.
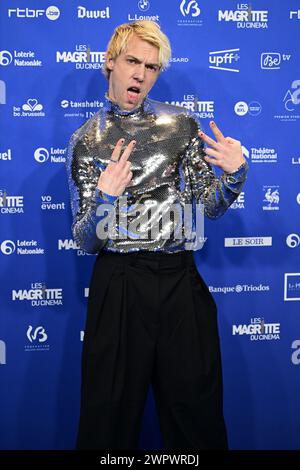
left=198, top=121, right=245, bottom=174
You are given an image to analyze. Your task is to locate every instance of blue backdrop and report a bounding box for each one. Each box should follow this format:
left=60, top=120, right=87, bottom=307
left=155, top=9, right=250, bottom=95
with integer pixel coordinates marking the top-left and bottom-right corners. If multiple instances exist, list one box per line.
left=1, top=0, right=300, bottom=450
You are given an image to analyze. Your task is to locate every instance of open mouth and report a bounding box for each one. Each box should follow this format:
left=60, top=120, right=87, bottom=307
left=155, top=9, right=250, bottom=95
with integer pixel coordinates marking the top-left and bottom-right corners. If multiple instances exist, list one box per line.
left=127, top=87, right=141, bottom=103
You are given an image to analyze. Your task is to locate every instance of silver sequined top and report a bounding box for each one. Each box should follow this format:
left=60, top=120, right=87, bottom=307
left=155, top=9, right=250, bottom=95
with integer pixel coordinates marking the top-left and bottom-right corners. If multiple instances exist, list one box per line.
left=66, top=95, right=248, bottom=254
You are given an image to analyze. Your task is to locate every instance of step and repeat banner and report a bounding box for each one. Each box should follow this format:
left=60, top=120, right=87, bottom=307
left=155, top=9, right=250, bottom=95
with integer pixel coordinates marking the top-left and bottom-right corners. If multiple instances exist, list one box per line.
left=1, top=0, right=300, bottom=450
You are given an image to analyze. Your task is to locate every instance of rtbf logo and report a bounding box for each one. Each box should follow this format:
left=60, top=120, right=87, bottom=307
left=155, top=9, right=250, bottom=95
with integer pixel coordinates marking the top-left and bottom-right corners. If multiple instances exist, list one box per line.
left=8, top=6, right=60, bottom=20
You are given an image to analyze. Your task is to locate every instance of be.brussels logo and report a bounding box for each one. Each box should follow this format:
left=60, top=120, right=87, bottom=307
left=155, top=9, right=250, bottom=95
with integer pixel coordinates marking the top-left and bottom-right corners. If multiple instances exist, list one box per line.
left=0, top=340, right=6, bottom=365
left=8, top=6, right=60, bottom=20
left=209, top=48, right=240, bottom=73
left=232, top=317, right=280, bottom=342
left=25, top=326, right=50, bottom=352
left=284, top=273, right=300, bottom=301
left=34, top=147, right=66, bottom=164
left=77, top=5, right=110, bottom=19
left=13, top=99, right=45, bottom=117
left=0, top=239, right=44, bottom=255
left=218, top=3, right=268, bottom=29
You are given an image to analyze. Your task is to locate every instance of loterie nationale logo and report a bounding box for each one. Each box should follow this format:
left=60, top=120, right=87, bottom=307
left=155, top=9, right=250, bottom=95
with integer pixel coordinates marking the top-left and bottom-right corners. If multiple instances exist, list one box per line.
left=1, top=239, right=44, bottom=255
left=0, top=49, right=42, bottom=67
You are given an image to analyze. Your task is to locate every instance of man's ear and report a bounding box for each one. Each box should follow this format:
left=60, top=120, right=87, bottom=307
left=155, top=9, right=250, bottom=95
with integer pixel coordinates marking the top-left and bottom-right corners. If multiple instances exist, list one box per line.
left=106, top=54, right=115, bottom=71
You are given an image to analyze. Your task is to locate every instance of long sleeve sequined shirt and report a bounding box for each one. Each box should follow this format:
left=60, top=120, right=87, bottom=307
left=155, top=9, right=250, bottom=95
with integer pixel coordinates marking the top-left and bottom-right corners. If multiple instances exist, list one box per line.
left=66, top=96, right=248, bottom=254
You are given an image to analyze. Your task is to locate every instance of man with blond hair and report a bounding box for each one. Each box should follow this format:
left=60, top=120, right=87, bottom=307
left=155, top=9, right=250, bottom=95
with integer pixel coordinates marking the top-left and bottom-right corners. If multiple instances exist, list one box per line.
left=67, top=20, right=248, bottom=450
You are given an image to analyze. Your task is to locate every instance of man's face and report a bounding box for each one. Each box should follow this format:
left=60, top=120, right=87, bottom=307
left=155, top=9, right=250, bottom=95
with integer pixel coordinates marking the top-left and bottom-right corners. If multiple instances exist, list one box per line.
left=107, top=35, right=160, bottom=111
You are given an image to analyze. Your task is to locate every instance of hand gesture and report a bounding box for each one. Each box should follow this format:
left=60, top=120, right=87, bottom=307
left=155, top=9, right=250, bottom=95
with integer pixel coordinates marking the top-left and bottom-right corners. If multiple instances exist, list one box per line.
left=199, top=121, right=245, bottom=173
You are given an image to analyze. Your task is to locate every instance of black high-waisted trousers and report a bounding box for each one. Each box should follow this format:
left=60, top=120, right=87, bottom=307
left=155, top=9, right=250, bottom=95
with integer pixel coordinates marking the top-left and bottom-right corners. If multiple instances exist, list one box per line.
left=76, top=249, right=228, bottom=450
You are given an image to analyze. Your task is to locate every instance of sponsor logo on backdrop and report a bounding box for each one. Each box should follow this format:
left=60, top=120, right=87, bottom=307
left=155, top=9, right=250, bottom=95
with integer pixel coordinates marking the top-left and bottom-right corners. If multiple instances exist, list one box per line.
left=209, top=48, right=240, bottom=72
left=84, top=288, right=89, bottom=298
left=61, top=99, right=104, bottom=119
left=229, top=192, right=245, bottom=210
left=291, top=340, right=300, bottom=365
left=260, top=52, right=291, bottom=70
left=218, top=4, right=268, bottom=29
left=209, top=283, right=269, bottom=294
left=289, top=10, right=300, bottom=20
left=225, top=237, right=272, bottom=247
left=234, top=100, right=262, bottom=116
left=0, top=340, right=6, bottom=365
left=284, top=273, right=300, bottom=301
left=286, top=234, right=300, bottom=249
left=170, top=57, right=190, bottom=64
left=262, top=186, right=279, bottom=211
left=0, top=239, right=44, bottom=255
left=297, top=193, right=300, bottom=204
left=0, top=80, right=6, bottom=103
left=244, top=145, right=277, bottom=164
left=8, top=6, right=60, bottom=20
left=0, top=149, right=12, bottom=161
left=128, top=0, right=159, bottom=21
left=56, top=45, right=105, bottom=70
left=165, top=94, right=214, bottom=119
left=34, top=147, right=66, bottom=164
left=292, top=156, right=300, bottom=165
left=41, top=195, right=65, bottom=211
left=77, top=5, right=110, bottom=19
left=232, top=317, right=280, bottom=341
left=0, top=190, right=24, bottom=214
left=13, top=283, right=63, bottom=307
left=13, top=99, right=45, bottom=117
left=80, top=331, right=85, bottom=341
left=178, top=0, right=202, bottom=26
left=0, top=50, right=42, bottom=67
left=25, top=326, right=50, bottom=351
left=138, top=0, right=150, bottom=12
left=58, top=239, right=90, bottom=256
left=274, top=80, right=300, bottom=122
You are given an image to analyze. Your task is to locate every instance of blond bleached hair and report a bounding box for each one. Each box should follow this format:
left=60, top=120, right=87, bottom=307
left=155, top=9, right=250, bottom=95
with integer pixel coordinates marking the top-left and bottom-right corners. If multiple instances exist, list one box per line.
left=103, top=20, right=171, bottom=79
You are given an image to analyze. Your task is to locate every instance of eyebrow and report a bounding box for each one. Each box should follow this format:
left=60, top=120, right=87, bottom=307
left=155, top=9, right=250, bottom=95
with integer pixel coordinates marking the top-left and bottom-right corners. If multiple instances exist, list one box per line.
left=125, top=54, right=160, bottom=68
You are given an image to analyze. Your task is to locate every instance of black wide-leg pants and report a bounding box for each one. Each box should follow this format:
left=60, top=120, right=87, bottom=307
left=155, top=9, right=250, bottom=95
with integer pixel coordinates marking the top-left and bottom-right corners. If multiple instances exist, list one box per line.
left=76, top=249, right=228, bottom=450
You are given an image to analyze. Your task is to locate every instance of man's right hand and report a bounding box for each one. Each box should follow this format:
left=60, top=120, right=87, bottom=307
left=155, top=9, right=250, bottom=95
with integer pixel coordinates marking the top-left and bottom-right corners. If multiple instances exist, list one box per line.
left=97, top=138, right=135, bottom=196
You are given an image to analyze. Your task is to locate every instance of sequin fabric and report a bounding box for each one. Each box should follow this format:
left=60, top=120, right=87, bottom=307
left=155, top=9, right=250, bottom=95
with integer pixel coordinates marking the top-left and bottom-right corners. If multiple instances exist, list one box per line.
left=66, top=96, right=248, bottom=253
